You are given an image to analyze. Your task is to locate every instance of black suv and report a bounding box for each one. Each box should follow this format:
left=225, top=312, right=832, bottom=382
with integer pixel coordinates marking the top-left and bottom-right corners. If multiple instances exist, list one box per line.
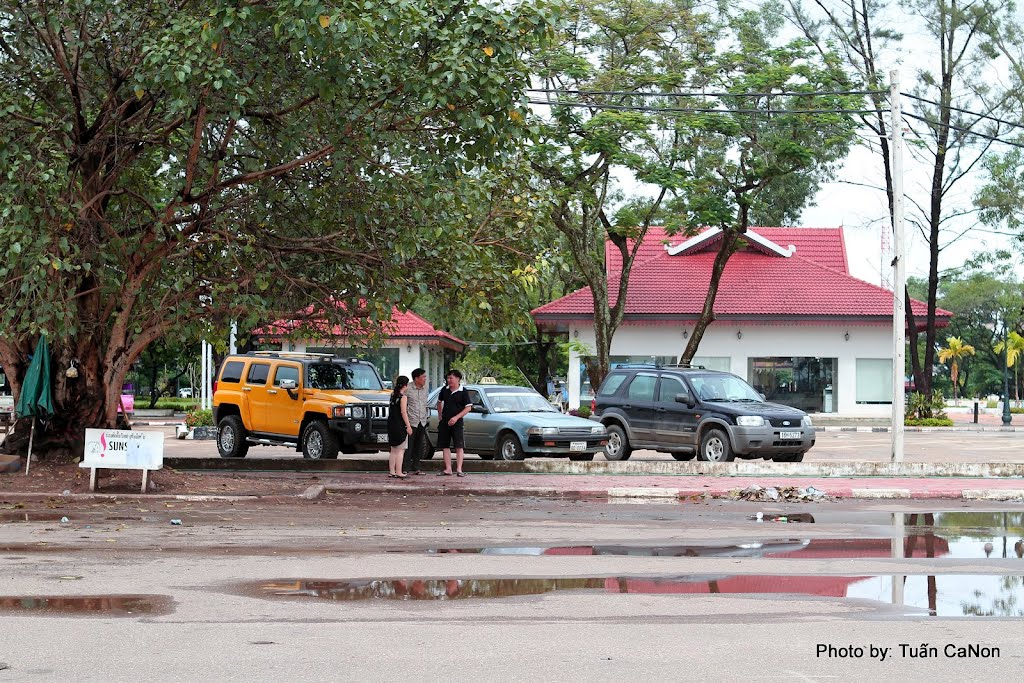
left=591, top=367, right=815, bottom=463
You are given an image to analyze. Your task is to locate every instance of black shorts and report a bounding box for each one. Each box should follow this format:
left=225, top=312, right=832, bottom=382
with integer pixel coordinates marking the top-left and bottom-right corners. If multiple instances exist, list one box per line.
left=437, top=420, right=465, bottom=449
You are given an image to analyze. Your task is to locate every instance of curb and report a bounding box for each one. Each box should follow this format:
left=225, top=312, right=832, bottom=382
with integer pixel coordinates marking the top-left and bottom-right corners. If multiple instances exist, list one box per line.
left=821, top=425, right=1018, bottom=432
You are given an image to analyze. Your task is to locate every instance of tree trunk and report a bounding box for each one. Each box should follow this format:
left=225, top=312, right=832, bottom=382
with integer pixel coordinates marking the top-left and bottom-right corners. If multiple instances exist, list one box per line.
left=680, top=231, right=739, bottom=362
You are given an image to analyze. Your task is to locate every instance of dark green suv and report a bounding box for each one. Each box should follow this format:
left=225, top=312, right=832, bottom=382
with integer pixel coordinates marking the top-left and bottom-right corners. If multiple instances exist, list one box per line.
left=591, top=367, right=815, bottom=463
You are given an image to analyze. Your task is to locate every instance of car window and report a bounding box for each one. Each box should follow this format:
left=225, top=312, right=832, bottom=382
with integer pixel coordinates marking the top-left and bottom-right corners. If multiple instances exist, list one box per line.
left=598, top=373, right=628, bottom=396
left=220, top=360, right=244, bottom=384
left=468, top=390, right=483, bottom=407
left=657, top=376, right=689, bottom=403
left=486, top=390, right=556, bottom=413
left=273, top=365, right=300, bottom=387
left=306, top=363, right=384, bottom=391
left=690, top=374, right=763, bottom=402
left=246, top=363, right=270, bottom=385
left=625, top=373, right=657, bottom=401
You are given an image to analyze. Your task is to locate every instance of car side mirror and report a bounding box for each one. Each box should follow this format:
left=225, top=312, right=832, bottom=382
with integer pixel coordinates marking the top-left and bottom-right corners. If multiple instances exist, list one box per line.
left=278, top=379, right=297, bottom=390
left=675, top=393, right=696, bottom=408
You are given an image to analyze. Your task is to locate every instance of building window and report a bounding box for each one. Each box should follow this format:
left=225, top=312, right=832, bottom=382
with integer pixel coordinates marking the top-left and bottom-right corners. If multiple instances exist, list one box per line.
left=856, top=359, right=893, bottom=404
left=691, top=356, right=730, bottom=372
left=748, top=357, right=837, bottom=413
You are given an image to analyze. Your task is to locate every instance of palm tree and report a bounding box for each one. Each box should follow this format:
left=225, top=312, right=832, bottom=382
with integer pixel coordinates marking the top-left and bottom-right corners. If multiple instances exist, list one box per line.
left=938, top=337, right=976, bottom=402
left=994, top=331, right=1024, bottom=405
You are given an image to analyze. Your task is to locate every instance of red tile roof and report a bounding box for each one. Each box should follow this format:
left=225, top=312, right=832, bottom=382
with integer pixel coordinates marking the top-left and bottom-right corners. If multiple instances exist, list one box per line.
left=258, top=307, right=467, bottom=351
left=606, top=226, right=849, bottom=274
left=535, top=242, right=951, bottom=326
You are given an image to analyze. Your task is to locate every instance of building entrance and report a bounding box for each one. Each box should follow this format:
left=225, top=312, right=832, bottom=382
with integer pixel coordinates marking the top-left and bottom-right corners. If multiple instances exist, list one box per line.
left=747, top=357, right=837, bottom=413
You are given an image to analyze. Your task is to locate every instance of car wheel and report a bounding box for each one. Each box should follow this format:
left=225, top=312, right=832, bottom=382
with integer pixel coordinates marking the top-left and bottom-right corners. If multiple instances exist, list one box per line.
left=302, top=421, right=340, bottom=460
left=670, top=452, right=695, bottom=461
left=496, top=433, right=525, bottom=461
left=217, top=416, right=249, bottom=458
left=569, top=453, right=595, bottom=462
left=773, top=453, right=805, bottom=463
left=698, top=428, right=734, bottom=463
left=603, top=425, right=632, bottom=461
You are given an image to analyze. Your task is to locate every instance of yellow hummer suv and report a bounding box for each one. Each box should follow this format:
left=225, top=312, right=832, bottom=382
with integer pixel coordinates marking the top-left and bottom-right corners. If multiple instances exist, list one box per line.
left=212, top=352, right=391, bottom=459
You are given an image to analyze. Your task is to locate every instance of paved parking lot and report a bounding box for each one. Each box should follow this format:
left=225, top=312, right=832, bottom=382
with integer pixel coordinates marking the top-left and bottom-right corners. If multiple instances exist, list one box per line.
left=154, top=426, right=1024, bottom=464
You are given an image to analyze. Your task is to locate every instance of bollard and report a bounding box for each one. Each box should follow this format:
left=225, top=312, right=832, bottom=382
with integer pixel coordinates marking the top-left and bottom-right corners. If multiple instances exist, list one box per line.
left=974, top=401, right=979, bottom=424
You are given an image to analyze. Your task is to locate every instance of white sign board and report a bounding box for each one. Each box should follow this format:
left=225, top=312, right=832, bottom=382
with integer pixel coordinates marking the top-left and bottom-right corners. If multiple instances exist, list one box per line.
left=82, top=429, right=163, bottom=470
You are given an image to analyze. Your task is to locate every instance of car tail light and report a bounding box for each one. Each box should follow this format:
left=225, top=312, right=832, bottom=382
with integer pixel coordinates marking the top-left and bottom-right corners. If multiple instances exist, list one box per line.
left=212, top=381, right=218, bottom=394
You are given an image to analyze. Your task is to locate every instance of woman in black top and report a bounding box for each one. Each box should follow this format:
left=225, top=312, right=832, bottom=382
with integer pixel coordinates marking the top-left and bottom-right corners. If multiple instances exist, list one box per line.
left=387, top=375, right=412, bottom=478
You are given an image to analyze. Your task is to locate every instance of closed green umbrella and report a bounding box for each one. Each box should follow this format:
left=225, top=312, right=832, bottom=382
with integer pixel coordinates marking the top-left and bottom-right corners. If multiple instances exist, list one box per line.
left=15, top=335, right=54, bottom=475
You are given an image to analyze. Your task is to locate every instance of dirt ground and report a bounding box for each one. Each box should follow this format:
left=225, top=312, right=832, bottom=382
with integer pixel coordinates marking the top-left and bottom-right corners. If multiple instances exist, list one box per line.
left=0, top=459, right=314, bottom=497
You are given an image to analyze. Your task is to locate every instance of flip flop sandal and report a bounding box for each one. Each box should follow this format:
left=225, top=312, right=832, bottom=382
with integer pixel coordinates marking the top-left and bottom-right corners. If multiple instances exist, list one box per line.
left=437, top=472, right=452, bottom=476
left=456, top=473, right=466, bottom=477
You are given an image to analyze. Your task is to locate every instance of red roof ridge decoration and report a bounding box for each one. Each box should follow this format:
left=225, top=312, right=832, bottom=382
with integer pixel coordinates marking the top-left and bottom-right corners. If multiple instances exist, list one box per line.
left=667, top=227, right=796, bottom=258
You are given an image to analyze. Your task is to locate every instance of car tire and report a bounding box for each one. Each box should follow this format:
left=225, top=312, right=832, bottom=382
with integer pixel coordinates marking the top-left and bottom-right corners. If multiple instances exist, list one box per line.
left=496, top=433, right=525, bottom=461
left=603, top=424, right=632, bottom=461
left=302, top=421, right=340, bottom=460
left=698, top=428, right=734, bottom=463
left=670, top=452, right=695, bottom=461
left=569, top=453, right=595, bottom=462
left=217, top=416, right=249, bottom=459
left=772, top=453, right=805, bottom=463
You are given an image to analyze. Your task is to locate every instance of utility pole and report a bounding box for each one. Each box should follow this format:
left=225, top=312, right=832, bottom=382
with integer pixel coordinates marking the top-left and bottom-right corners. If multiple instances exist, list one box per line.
left=1003, top=323, right=1012, bottom=425
left=890, top=70, right=906, bottom=463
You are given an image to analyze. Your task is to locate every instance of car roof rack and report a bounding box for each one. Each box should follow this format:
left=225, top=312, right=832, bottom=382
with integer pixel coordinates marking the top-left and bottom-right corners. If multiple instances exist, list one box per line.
left=246, top=351, right=336, bottom=360
left=612, top=362, right=706, bottom=370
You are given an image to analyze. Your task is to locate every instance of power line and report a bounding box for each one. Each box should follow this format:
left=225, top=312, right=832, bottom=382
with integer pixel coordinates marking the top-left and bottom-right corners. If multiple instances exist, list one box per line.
left=528, top=87, right=886, bottom=99
left=902, top=111, right=1024, bottom=151
left=528, top=99, right=881, bottom=116
left=900, top=91, right=1024, bottom=134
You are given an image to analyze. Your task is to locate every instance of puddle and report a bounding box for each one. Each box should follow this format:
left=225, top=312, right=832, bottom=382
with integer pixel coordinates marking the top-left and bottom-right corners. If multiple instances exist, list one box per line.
left=0, top=512, right=70, bottom=523
left=244, top=575, right=1024, bottom=616
left=0, top=595, right=174, bottom=616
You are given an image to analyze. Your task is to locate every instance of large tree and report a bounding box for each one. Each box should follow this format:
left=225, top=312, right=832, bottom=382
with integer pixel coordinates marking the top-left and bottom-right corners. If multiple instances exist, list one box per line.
left=529, top=0, right=858, bottom=383
left=0, top=0, right=557, bottom=455
left=787, top=0, right=1024, bottom=396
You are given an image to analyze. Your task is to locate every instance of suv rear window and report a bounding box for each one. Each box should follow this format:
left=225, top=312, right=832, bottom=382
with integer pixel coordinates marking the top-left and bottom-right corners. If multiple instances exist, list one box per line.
left=219, top=361, right=244, bottom=384
left=598, top=373, right=628, bottom=396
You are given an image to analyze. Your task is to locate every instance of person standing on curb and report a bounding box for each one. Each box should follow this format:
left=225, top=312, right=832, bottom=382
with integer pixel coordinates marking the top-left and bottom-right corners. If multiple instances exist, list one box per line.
left=404, top=368, right=430, bottom=475
left=387, top=375, right=412, bottom=478
left=436, top=369, right=471, bottom=477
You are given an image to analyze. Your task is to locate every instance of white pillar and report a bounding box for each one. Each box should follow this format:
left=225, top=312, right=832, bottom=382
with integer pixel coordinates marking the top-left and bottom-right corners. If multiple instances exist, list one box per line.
left=200, top=341, right=208, bottom=410
left=229, top=321, right=237, bottom=355
left=890, top=70, right=906, bottom=463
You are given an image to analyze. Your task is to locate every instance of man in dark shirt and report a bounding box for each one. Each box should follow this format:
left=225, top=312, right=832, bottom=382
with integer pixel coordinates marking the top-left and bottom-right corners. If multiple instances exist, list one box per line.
left=436, top=369, right=471, bottom=476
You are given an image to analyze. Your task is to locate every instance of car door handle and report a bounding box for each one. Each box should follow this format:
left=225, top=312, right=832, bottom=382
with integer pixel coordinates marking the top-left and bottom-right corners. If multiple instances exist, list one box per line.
left=622, top=404, right=632, bottom=409
left=242, top=387, right=251, bottom=392
left=267, top=389, right=278, bottom=394
left=655, top=407, right=666, bottom=413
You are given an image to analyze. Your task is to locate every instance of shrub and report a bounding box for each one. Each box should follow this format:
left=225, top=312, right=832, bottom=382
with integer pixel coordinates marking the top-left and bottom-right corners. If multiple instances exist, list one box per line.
left=573, top=405, right=592, bottom=419
left=905, top=390, right=948, bottom=420
left=185, top=408, right=214, bottom=428
left=904, top=417, right=954, bottom=427
left=1011, top=407, right=1024, bottom=415
left=986, top=400, right=999, bottom=409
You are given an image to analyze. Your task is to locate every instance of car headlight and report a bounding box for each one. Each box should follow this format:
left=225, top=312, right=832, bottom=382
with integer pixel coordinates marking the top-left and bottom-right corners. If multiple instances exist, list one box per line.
left=591, top=426, right=605, bottom=435
left=526, top=427, right=559, bottom=436
left=802, top=415, right=813, bottom=427
left=332, top=405, right=366, bottom=419
left=736, top=416, right=765, bottom=427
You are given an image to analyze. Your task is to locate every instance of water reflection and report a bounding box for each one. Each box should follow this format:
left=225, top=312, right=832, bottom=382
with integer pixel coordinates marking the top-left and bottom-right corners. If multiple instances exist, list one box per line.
left=0, top=594, right=174, bottom=616
left=249, top=575, right=1024, bottom=615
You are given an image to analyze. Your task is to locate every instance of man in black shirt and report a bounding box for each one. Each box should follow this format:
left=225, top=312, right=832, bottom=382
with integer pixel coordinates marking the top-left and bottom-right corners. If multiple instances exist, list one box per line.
left=436, top=369, right=471, bottom=476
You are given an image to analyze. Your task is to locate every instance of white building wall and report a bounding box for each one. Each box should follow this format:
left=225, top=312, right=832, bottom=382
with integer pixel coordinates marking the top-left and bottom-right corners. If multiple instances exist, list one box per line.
left=568, top=323, right=893, bottom=416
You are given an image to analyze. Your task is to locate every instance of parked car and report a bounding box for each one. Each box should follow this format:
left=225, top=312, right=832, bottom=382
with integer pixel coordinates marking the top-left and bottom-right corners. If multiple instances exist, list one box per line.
left=213, top=352, right=390, bottom=459
left=591, top=366, right=815, bottom=463
left=426, top=384, right=608, bottom=461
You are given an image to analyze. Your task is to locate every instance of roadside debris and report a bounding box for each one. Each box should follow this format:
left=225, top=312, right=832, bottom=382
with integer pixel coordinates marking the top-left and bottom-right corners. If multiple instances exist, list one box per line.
left=731, top=484, right=830, bottom=503
left=170, top=519, right=182, bottom=525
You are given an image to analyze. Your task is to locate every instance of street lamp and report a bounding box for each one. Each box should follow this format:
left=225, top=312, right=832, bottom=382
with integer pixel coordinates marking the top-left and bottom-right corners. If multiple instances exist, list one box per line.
left=1003, top=324, right=1013, bottom=426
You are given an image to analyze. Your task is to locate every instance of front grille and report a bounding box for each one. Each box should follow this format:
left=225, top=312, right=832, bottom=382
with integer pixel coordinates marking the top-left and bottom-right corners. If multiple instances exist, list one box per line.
left=768, top=418, right=802, bottom=428
left=772, top=440, right=803, bottom=447
left=368, top=404, right=388, bottom=419
left=559, top=427, right=595, bottom=436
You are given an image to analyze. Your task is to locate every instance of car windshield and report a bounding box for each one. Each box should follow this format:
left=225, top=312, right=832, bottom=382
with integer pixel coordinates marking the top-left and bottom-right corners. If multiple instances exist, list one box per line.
left=485, top=390, right=558, bottom=413
left=306, top=363, right=383, bottom=391
left=690, top=374, right=763, bottom=403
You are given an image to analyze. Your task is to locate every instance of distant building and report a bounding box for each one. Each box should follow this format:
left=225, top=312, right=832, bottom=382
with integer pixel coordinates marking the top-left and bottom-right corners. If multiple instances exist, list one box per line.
left=532, top=227, right=951, bottom=416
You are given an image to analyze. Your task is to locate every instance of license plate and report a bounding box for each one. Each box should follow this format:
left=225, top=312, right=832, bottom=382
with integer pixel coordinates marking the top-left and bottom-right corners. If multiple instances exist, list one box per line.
left=375, top=433, right=388, bottom=443
left=780, top=430, right=801, bottom=440
left=569, top=441, right=587, bottom=452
